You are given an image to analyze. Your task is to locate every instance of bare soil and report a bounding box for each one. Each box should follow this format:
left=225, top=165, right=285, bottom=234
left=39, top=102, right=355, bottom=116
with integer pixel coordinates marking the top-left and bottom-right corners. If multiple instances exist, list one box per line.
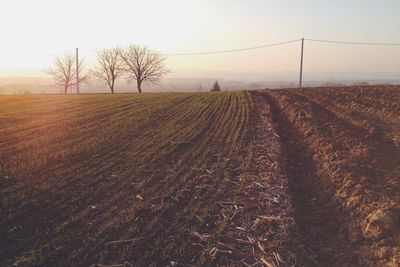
left=1, top=86, right=399, bottom=266
left=257, top=86, right=400, bottom=267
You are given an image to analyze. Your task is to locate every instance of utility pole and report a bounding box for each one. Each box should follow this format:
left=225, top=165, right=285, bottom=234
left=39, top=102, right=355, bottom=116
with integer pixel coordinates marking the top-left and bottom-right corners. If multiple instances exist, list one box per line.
left=299, top=38, right=304, bottom=88
left=76, top=47, right=80, bottom=94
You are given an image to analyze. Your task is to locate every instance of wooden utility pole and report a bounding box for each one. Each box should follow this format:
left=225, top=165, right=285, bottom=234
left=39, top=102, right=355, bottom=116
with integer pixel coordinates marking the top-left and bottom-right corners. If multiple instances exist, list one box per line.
left=299, top=38, right=304, bottom=88
left=76, top=47, right=80, bottom=94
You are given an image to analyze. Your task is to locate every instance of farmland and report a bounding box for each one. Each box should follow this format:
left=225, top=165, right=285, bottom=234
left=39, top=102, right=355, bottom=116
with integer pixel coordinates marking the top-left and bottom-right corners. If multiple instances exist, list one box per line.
left=0, top=86, right=399, bottom=266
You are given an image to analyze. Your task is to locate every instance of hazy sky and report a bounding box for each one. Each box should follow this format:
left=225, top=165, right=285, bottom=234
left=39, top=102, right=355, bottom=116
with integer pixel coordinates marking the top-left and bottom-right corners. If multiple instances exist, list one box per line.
left=1, top=0, right=400, bottom=80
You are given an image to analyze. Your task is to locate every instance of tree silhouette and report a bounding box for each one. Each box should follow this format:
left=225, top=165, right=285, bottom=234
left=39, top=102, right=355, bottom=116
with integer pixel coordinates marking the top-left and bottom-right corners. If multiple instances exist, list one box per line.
left=211, top=80, right=221, bottom=92
left=47, top=53, right=89, bottom=94
left=120, top=45, right=168, bottom=93
left=92, top=48, right=123, bottom=94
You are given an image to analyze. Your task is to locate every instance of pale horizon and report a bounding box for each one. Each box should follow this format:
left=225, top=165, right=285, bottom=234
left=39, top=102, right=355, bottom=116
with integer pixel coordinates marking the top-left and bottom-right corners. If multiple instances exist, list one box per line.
left=1, top=0, right=400, bottom=89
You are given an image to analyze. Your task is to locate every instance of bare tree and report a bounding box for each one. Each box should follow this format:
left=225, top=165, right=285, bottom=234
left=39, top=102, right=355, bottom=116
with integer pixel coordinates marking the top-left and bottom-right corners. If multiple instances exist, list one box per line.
left=92, top=48, right=123, bottom=93
left=120, top=45, right=168, bottom=93
left=47, top=53, right=89, bottom=94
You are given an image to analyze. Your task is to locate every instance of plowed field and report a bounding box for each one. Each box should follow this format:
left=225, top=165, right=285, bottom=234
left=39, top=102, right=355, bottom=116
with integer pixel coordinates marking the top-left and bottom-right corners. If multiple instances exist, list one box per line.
left=0, top=86, right=399, bottom=266
left=259, top=86, right=400, bottom=267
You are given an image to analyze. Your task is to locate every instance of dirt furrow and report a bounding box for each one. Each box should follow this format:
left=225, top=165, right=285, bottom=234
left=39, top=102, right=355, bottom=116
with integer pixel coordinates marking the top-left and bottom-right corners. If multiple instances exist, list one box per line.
left=260, top=87, right=400, bottom=267
left=260, top=91, right=365, bottom=266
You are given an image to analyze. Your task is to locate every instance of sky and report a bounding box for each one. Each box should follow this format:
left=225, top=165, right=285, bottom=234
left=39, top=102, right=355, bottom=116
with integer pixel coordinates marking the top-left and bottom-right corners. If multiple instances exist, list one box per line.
left=1, top=0, right=400, bottom=82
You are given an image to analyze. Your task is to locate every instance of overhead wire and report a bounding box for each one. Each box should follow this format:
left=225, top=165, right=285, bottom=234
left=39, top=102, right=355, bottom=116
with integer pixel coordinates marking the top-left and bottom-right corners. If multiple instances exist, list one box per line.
left=0, top=49, right=74, bottom=65
left=160, top=39, right=302, bottom=56
left=1, top=38, right=400, bottom=65
left=305, top=38, right=400, bottom=46
left=80, top=40, right=302, bottom=56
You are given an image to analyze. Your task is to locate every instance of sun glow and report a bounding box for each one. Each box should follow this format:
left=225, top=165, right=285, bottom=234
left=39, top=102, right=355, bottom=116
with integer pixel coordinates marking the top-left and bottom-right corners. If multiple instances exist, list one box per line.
left=0, top=0, right=400, bottom=80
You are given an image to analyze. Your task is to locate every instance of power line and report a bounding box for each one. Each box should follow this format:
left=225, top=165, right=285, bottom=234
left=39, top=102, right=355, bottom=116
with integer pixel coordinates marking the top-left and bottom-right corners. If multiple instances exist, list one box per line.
left=306, top=38, right=400, bottom=46
left=0, top=50, right=74, bottom=65
left=81, top=40, right=302, bottom=56
left=161, top=39, right=302, bottom=56
left=2, top=38, right=400, bottom=65
left=81, top=38, right=400, bottom=57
